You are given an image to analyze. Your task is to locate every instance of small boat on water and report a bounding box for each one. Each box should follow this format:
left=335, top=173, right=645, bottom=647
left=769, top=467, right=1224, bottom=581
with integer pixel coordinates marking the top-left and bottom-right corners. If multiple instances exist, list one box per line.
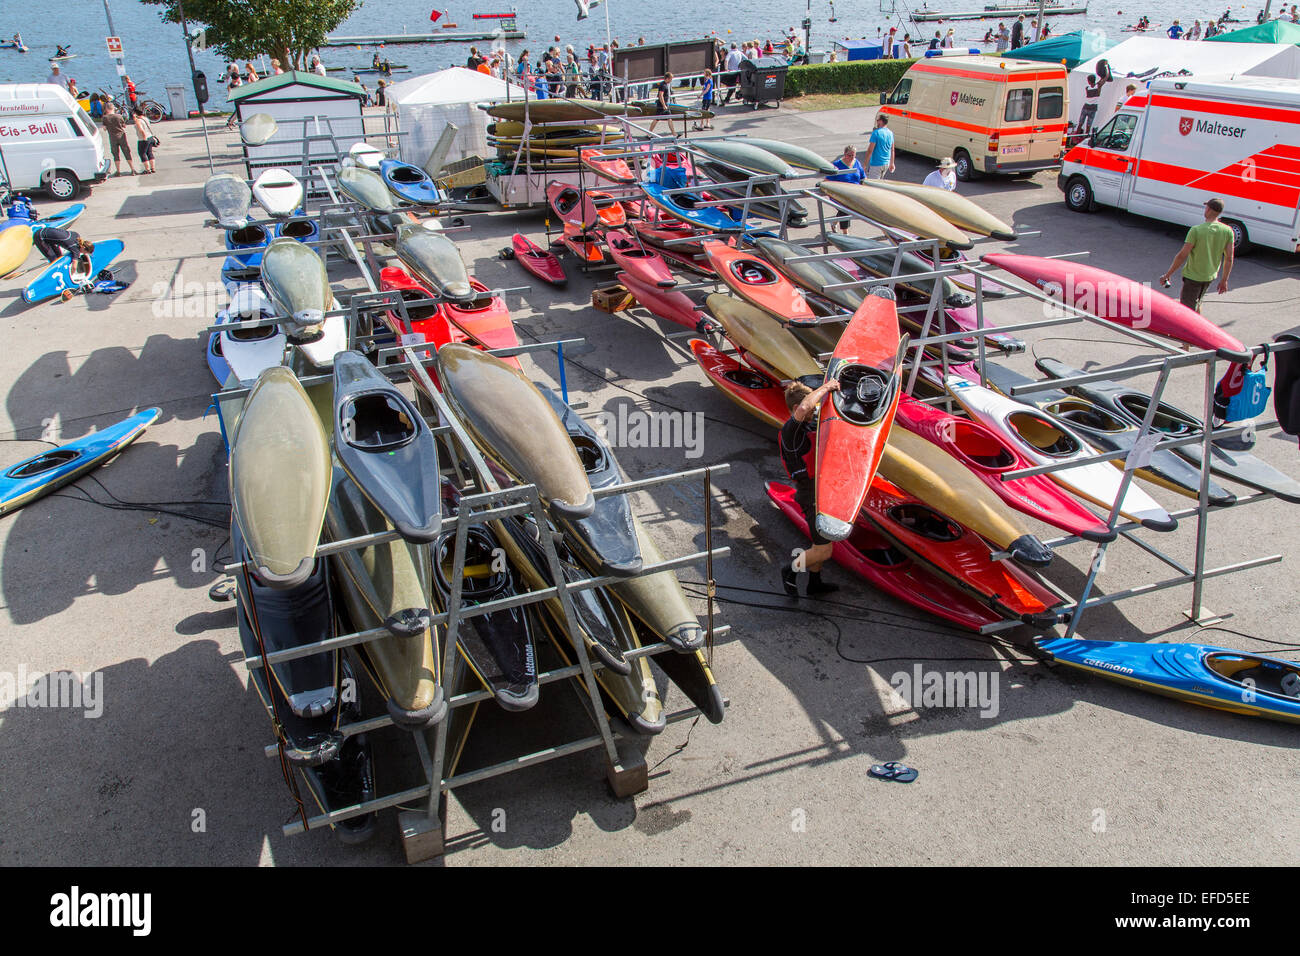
left=910, top=1, right=1088, bottom=21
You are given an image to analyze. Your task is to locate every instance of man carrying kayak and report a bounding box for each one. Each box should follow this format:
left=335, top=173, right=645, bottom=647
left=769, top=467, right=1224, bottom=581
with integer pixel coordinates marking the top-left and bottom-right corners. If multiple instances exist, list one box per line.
left=779, top=378, right=842, bottom=597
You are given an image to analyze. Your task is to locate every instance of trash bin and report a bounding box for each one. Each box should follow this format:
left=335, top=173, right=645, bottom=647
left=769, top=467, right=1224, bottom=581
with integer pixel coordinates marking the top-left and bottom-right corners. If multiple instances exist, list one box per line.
left=165, top=84, right=187, bottom=121
left=738, top=56, right=789, bottom=110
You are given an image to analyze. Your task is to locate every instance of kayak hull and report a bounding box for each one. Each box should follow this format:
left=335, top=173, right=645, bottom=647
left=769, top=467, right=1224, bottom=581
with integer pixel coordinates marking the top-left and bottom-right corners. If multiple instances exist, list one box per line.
left=511, top=233, right=567, bottom=286
left=620, top=270, right=710, bottom=331
left=690, top=338, right=789, bottom=428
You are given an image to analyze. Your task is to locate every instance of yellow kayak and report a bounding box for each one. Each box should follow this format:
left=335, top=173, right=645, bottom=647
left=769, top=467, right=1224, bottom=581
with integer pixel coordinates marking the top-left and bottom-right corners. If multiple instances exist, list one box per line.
left=0, top=225, right=33, bottom=277
left=818, top=180, right=973, bottom=250
left=862, top=179, right=1016, bottom=240
left=705, top=293, right=822, bottom=382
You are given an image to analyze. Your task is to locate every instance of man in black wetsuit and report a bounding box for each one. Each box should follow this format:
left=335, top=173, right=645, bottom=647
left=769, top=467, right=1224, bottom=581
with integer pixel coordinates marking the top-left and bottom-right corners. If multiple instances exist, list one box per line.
left=33, top=227, right=94, bottom=299
left=778, top=377, right=841, bottom=597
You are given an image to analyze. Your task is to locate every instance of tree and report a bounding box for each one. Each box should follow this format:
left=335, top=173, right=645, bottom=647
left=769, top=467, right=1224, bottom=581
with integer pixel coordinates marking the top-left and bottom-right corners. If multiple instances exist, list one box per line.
left=143, top=0, right=361, bottom=70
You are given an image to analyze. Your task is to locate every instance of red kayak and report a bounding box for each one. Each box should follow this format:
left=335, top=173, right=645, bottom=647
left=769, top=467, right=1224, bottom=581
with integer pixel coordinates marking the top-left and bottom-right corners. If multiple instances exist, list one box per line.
left=634, top=220, right=707, bottom=256
left=379, top=266, right=456, bottom=359
left=621, top=199, right=649, bottom=221
left=619, top=270, right=710, bottom=332
left=606, top=230, right=676, bottom=289
left=982, top=252, right=1250, bottom=361
left=589, top=190, right=627, bottom=229
left=893, top=394, right=1114, bottom=543
left=442, top=278, right=521, bottom=365
left=379, top=267, right=520, bottom=370
left=560, top=224, right=606, bottom=263
left=861, top=475, right=1066, bottom=627
left=814, top=289, right=904, bottom=542
left=691, top=339, right=789, bottom=428
left=580, top=148, right=637, bottom=185
left=766, top=480, right=1003, bottom=632
left=704, top=240, right=820, bottom=326
left=546, top=181, right=598, bottom=229
left=511, top=233, right=567, bottom=287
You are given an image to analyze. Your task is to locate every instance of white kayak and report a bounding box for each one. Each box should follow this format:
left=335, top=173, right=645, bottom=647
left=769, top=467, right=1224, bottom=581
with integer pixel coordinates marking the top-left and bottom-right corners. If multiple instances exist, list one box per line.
left=944, top=375, right=1177, bottom=532
left=218, top=286, right=287, bottom=383
left=293, top=295, right=347, bottom=370
left=252, top=168, right=304, bottom=218
left=348, top=142, right=383, bottom=170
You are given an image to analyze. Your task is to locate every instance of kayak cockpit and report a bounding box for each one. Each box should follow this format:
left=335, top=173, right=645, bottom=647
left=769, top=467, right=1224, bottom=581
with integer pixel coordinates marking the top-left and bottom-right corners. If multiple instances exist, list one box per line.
left=951, top=421, right=1017, bottom=469
left=1205, top=653, right=1300, bottom=699
left=1044, top=399, right=1129, bottom=434
left=834, top=363, right=897, bottom=427
left=1117, top=395, right=1199, bottom=435
left=730, top=260, right=779, bottom=286
left=1010, top=411, right=1081, bottom=457
left=889, top=504, right=962, bottom=542
left=339, top=393, right=418, bottom=452
left=6, top=449, right=78, bottom=479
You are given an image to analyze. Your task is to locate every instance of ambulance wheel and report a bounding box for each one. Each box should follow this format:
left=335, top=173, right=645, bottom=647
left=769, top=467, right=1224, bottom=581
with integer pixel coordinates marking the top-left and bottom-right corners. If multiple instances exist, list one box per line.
left=1223, top=218, right=1251, bottom=255
left=1064, top=176, right=1093, bottom=213
left=44, top=169, right=81, bottom=201
left=953, top=150, right=979, bottom=182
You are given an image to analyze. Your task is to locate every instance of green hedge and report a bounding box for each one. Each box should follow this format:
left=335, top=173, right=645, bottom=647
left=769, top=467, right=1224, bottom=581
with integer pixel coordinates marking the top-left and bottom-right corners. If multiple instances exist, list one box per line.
left=785, top=58, right=917, bottom=97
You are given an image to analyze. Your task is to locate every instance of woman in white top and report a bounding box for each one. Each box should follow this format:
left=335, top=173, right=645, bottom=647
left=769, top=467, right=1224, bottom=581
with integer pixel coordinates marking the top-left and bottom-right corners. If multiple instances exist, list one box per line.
left=923, top=157, right=957, bottom=191
left=942, top=29, right=955, bottom=48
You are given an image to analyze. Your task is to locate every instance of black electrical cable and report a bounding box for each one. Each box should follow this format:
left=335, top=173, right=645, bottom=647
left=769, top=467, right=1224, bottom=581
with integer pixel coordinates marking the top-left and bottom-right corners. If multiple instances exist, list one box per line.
left=1192, top=625, right=1300, bottom=653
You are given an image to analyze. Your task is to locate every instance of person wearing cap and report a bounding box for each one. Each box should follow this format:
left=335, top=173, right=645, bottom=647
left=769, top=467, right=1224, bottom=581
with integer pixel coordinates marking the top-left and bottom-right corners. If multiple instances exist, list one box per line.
left=1159, top=198, right=1234, bottom=312
left=924, top=157, right=957, bottom=191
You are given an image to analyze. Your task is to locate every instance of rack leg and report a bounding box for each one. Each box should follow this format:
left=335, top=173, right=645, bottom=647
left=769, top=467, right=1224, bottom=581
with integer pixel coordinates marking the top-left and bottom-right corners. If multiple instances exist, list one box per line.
left=605, top=738, right=648, bottom=798
left=398, top=797, right=447, bottom=864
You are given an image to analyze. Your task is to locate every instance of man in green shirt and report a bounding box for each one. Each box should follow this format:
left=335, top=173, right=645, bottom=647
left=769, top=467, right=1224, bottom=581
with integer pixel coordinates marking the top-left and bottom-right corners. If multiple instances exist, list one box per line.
left=1159, top=198, right=1234, bottom=312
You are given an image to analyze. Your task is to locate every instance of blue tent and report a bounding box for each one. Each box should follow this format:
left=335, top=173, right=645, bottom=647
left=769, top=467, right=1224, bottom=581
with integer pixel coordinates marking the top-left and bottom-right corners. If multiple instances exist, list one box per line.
left=1011, top=30, right=1115, bottom=70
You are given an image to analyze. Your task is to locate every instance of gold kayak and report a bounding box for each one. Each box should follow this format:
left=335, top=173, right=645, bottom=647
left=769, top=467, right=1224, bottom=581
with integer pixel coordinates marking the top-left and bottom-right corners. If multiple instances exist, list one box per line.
left=338, top=163, right=396, bottom=213
left=818, top=180, right=973, bottom=250
left=861, top=180, right=1016, bottom=240
left=705, top=293, right=822, bottom=382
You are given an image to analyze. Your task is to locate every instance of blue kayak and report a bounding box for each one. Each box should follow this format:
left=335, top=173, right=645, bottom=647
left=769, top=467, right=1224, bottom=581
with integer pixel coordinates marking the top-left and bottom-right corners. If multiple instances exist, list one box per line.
left=224, top=223, right=270, bottom=268
left=0, top=408, right=160, bottom=516
left=221, top=256, right=261, bottom=292
left=378, top=158, right=443, bottom=206
left=276, top=216, right=319, bottom=245
left=641, top=182, right=746, bottom=233
left=1, top=201, right=84, bottom=232
left=23, top=238, right=125, bottom=303
left=1036, top=637, right=1300, bottom=724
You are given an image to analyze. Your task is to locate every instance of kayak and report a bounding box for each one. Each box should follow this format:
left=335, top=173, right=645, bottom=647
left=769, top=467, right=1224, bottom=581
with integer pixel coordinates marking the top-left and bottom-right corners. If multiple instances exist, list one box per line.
left=580, top=147, right=637, bottom=184
left=232, top=520, right=342, bottom=766
left=705, top=292, right=822, bottom=382
left=704, top=240, right=821, bottom=326
left=332, top=351, right=442, bottom=542
left=486, top=98, right=641, bottom=122
left=944, top=375, right=1178, bottom=531
left=653, top=241, right=716, bottom=278
left=606, top=229, right=676, bottom=289
left=547, top=181, right=599, bottom=229
left=347, top=142, right=384, bottom=170
left=612, top=513, right=707, bottom=653
left=541, top=386, right=643, bottom=577
left=880, top=426, right=1053, bottom=568
left=893, top=394, right=1115, bottom=542
left=0, top=224, right=31, bottom=275
left=1036, top=356, right=1300, bottom=504
left=697, top=170, right=808, bottom=226
left=430, top=512, right=539, bottom=712
left=826, top=233, right=972, bottom=308
left=560, top=225, right=606, bottom=263
left=229, top=368, right=332, bottom=588
left=814, top=289, right=905, bottom=542
left=224, top=222, right=269, bottom=268
left=729, top=137, right=838, bottom=175
left=338, top=163, right=396, bottom=213
left=436, top=344, right=596, bottom=519
left=208, top=286, right=285, bottom=385
left=752, top=235, right=864, bottom=312
left=393, top=222, right=473, bottom=303
left=204, top=172, right=252, bottom=229
left=638, top=623, right=726, bottom=724
left=861, top=180, right=1016, bottom=240
left=641, top=182, right=745, bottom=233
left=378, top=266, right=456, bottom=365
left=325, top=469, right=447, bottom=729
left=692, top=139, right=796, bottom=178
left=253, top=168, right=303, bottom=218
left=690, top=338, right=790, bottom=428
left=981, top=253, right=1251, bottom=362
left=23, top=239, right=124, bottom=304
left=1036, top=636, right=1300, bottom=724
left=0, top=407, right=159, bottom=517
left=441, top=278, right=521, bottom=359
left=818, top=180, right=973, bottom=250
left=490, top=120, right=609, bottom=138
left=589, top=190, right=627, bottom=229
left=221, top=257, right=261, bottom=293
left=619, top=269, right=711, bottom=332
left=276, top=216, right=319, bottom=245
left=861, top=475, right=1066, bottom=627
left=510, top=233, right=567, bottom=287
left=239, top=112, right=278, bottom=147
left=378, top=158, right=443, bottom=206
left=911, top=243, right=1011, bottom=298
left=983, top=362, right=1237, bottom=506
left=259, top=237, right=331, bottom=330
left=767, top=480, right=1004, bottom=631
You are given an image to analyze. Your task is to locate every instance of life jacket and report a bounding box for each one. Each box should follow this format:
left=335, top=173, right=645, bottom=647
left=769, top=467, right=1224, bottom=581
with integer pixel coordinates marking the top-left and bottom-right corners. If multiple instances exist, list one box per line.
left=1273, top=330, right=1300, bottom=441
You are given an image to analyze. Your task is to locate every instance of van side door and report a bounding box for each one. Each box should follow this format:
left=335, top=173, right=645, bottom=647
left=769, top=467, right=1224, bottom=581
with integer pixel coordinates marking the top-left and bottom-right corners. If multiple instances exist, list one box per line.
left=997, top=85, right=1035, bottom=164
left=1033, top=82, right=1066, bottom=166
left=1082, top=112, right=1138, bottom=206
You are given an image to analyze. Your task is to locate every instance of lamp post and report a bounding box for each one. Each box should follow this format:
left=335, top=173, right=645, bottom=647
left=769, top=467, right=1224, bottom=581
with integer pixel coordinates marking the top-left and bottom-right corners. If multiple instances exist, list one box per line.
left=177, top=0, right=214, bottom=172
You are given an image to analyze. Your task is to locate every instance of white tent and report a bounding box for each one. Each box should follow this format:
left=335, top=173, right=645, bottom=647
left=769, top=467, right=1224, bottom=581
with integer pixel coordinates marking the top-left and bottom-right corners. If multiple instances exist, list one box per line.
left=1070, top=37, right=1300, bottom=127
left=387, top=67, right=521, bottom=166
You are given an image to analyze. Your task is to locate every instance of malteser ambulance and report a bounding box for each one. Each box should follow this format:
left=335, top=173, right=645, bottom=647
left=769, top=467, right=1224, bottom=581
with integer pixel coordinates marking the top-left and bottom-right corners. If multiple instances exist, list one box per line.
left=0, top=83, right=109, bottom=199
left=1059, top=76, right=1300, bottom=253
left=878, top=55, right=1070, bottom=181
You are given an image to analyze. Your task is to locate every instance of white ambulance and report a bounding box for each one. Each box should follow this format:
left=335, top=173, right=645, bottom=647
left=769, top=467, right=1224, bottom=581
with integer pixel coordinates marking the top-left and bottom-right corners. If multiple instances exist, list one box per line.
left=1058, top=75, right=1300, bottom=253
left=0, top=83, right=109, bottom=199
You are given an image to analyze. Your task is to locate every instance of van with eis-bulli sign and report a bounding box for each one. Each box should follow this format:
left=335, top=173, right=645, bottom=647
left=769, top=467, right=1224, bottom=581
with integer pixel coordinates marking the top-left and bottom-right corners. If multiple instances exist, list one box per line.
left=1059, top=76, right=1300, bottom=253
left=0, top=83, right=109, bottom=199
left=878, top=55, right=1070, bottom=181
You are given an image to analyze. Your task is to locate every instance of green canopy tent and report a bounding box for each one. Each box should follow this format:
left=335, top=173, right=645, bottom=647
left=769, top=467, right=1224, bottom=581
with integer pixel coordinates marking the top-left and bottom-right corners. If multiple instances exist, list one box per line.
left=1207, top=20, right=1300, bottom=44
left=1011, top=30, right=1115, bottom=70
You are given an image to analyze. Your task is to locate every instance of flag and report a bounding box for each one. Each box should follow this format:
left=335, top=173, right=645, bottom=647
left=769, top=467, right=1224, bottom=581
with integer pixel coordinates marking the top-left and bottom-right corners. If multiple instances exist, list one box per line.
left=430, top=9, right=443, bottom=21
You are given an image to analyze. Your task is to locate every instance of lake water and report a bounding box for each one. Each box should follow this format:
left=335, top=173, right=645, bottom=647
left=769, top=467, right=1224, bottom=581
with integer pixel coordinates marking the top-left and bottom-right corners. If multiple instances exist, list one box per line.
left=0, top=0, right=1273, bottom=111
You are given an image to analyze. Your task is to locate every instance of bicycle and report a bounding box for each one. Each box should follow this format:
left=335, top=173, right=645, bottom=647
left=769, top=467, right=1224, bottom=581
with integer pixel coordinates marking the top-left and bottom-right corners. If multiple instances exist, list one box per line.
left=97, top=87, right=167, bottom=123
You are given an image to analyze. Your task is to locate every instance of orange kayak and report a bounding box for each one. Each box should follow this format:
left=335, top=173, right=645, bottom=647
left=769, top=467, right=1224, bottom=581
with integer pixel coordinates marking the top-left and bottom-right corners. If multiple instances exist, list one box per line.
left=581, top=148, right=637, bottom=184
left=814, top=289, right=905, bottom=542
left=703, top=240, right=820, bottom=326
left=590, top=189, right=627, bottom=229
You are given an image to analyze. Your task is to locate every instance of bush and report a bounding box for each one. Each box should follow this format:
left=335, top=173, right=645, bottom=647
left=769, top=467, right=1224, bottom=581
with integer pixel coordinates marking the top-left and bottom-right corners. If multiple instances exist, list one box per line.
left=785, top=58, right=917, bottom=97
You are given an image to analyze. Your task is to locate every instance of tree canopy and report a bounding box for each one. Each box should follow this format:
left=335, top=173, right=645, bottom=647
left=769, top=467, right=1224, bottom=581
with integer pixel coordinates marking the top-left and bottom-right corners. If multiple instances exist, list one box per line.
left=143, top=0, right=361, bottom=69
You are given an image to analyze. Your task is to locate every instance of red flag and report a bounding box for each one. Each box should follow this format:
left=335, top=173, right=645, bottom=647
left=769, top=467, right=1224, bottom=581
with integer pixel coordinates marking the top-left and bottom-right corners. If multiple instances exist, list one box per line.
left=429, top=9, right=443, bottom=21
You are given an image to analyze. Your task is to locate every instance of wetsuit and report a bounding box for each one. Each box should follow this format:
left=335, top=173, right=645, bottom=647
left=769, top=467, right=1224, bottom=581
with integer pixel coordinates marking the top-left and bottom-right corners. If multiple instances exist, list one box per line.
left=33, top=226, right=82, bottom=263
left=779, top=415, right=830, bottom=545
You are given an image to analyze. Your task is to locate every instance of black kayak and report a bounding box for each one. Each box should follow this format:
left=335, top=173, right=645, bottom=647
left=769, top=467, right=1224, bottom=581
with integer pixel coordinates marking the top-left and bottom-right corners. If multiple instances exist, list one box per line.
left=696, top=161, right=807, bottom=226
left=539, top=386, right=643, bottom=578
left=333, top=351, right=442, bottom=542
left=433, top=489, right=539, bottom=712
left=631, top=619, right=726, bottom=725
left=984, top=362, right=1237, bottom=506
left=303, top=662, right=377, bottom=844
left=1036, top=357, right=1300, bottom=504
left=233, top=521, right=342, bottom=766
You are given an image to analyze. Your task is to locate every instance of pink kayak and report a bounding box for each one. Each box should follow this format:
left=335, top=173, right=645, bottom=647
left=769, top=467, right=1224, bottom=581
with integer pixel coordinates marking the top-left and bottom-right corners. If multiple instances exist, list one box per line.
left=618, top=270, right=712, bottom=332
left=606, top=229, right=676, bottom=289
left=982, top=253, right=1250, bottom=361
